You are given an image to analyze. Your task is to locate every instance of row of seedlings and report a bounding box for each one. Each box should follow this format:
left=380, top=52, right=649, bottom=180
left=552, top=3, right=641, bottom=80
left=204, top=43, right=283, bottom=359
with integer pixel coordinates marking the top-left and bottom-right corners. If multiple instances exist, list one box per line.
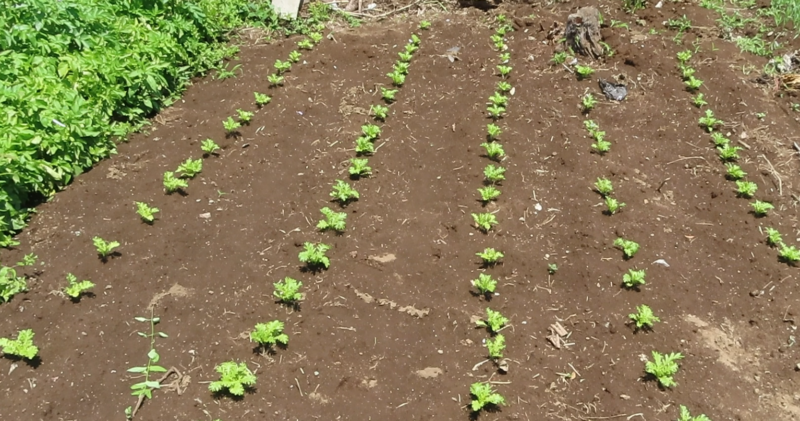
left=468, top=14, right=515, bottom=416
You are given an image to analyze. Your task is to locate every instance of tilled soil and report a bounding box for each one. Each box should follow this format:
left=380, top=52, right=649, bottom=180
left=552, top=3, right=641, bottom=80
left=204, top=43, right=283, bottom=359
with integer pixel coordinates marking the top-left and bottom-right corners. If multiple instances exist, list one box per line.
left=1, top=2, right=800, bottom=421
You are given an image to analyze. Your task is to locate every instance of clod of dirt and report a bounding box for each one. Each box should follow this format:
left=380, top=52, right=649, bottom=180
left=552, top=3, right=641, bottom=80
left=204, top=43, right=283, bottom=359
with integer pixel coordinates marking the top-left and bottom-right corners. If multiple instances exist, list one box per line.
left=368, top=253, right=396, bottom=263
left=498, top=359, right=509, bottom=373
left=598, top=79, right=627, bottom=101
left=564, top=7, right=604, bottom=59
left=415, top=367, right=443, bottom=379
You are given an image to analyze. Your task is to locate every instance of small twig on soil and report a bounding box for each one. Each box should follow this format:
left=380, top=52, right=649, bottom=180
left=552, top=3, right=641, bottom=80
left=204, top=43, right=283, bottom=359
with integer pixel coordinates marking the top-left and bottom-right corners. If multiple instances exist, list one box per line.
left=666, top=156, right=709, bottom=165
left=758, top=154, right=783, bottom=196
left=472, top=359, right=491, bottom=371
left=294, top=377, right=303, bottom=396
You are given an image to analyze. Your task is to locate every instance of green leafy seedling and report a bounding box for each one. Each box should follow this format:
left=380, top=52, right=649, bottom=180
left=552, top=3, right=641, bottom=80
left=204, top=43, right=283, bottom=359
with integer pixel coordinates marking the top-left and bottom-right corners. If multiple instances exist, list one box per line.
left=355, top=136, right=374, bottom=155
left=349, top=158, right=372, bottom=177
left=486, top=334, right=505, bottom=359
left=394, top=61, right=410, bottom=75
left=127, top=311, right=168, bottom=406
left=677, top=405, right=711, bottom=421
left=299, top=242, right=331, bottom=269
left=551, top=51, right=568, bottom=65
left=163, top=171, right=188, bottom=193
left=177, top=158, right=202, bottom=178
left=676, top=50, right=692, bottom=63
left=288, top=50, right=301, bottom=63
left=622, top=269, right=646, bottom=288
left=251, top=320, right=289, bottom=349
left=595, top=178, right=613, bottom=196
left=317, top=207, right=347, bottom=232
left=605, top=196, right=625, bottom=214
left=362, top=124, right=381, bottom=140
left=0, top=329, right=38, bottom=360
left=370, top=105, right=389, bottom=121
left=330, top=180, right=360, bottom=203
left=751, top=200, right=774, bottom=216
left=684, top=76, right=703, bottom=90
left=478, top=186, right=501, bottom=202
left=765, top=227, right=782, bottom=246
left=398, top=51, right=413, bottom=62
left=496, top=81, right=512, bottom=92
left=419, top=20, right=431, bottom=30
left=381, top=87, right=398, bottom=102
left=274, top=59, right=292, bottom=74
left=475, top=308, right=508, bottom=333
left=0, top=267, right=27, bottom=302
left=298, top=39, right=314, bottom=50
left=472, top=212, right=498, bottom=232
left=488, top=92, right=508, bottom=107
left=497, top=65, right=512, bottom=78
left=267, top=74, right=284, bottom=86
left=64, top=273, right=94, bottom=299
left=629, top=305, right=659, bottom=330
left=254, top=92, right=272, bottom=107
left=209, top=361, right=256, bottom=396
left=93, top=236, right=119, bottom=259
left=404, top=43, right=418, bottom=54
left=223, top=116, right=240, bottom=133
left=614, top=238, right=640, bottom=258
left=470, top=382, right=505, bottom=412
left=472, top=273, right=497, bottom=294
left=575, top=65, right=595, bottom=79
left=487, top=104, right=505, bottom=119
left=735, top=180, right=757, bottom=198
left=718, top=145, right=742, bottom=162
left=592, top=139, right=611, bottom=154
left=481, top=142, right=505, bottom=160
left=274, top=278, right=303, bottom=303
left=237, top=109, right=254, bottom=124
left=484, top=164, right=506, bottom=183
left=680, top=65, right=696, bottom=79
left=476, top=248, right=504, bottom=265
left=548, top=263, right=558, bottom=274
left=487, top=123, right=502, bottom=140
left=201, top=139, right=221, bottom=155
left=16, top=254, right=36, bottom=267
left=387, top=70, right=406, bottom=86
left=692, top=93, right=707, bottom=107
left=645, top=351, right=684, bottom=388
left=309, top=32, right=323, bottom=44
left=699, top=109, right=722, bottom=132
left=135, top=202, right=159, bottom=223
left=499, top=52, right=510, bottom=63
left=780, top=244, right=800, bottom=263
left=582, top=93, right=597, bottom=112
left=710, top=132, right=730, bottom=147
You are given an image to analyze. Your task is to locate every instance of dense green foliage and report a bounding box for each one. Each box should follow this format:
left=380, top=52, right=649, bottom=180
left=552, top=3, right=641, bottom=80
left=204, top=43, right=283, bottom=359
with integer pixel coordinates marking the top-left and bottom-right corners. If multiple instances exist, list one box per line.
left=0, top=0, right=331, bottom=246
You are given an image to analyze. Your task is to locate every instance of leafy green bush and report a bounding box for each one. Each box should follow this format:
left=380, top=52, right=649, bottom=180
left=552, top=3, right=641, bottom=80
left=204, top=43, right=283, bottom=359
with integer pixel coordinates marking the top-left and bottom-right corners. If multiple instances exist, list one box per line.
left=0, top=0, right=332, bottom=247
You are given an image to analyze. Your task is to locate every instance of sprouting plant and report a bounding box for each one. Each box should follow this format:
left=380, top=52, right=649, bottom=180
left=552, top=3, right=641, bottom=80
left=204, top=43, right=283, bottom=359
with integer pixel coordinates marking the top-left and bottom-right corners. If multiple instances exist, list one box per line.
left=497, top=65, right=512, bottom=78
left=582, top=93, right=597, bottom=112
left=487, top=104, right=506, bottom=119
left=779, top=244, right=800, bottom=263
left=394, top=61, right=410, bottom=75
left=0, top=329, right=38, bottom=360
left=288, top=50, right=302, bottom=63
left=370, top=104, right=389, bottom=121
left=476, top=248, right=504, bottom=265
left=684, top=76, right=703, bottom=91
left=381, top=87, right=398, bottom=102
left=478, top=186, right=501, bottom=202
left=404, top=43, right=418, bottom=54
left=496, top=14, right=507, bottom=23
left=614, top=238, right=640, bottom=258
left=629, top=305, right=659, bottom=330
left=622, top=269, right=646, bottom=288
left=387, top=70, right=406, bottom=87
left=267, top=73, right=284, bottom=86
left=679, top=65, right=695, bottom=79
left=223, top=116, right=241, bottom=133
left=751, top=200, right=774, bottom=216
left=274, top=278, right=303, bottom=303
left=209, top=361, right=256, bottom=396
left=605, top=196, right=625, bottom=214
left=699, top=109, right=722, bottom=132
left=472, top=273, right=497, bottom=294
left=163, top=171, right=188, bottom=193
left=710, top=132, right=730, bottom=147
left=126, top=310, right=167, bottom=417
left=476, top=308, right=509, bottom=333
left=349, top=158, right=372, bottom=176
left=237, top=109, right=254, bottom=124
left=676, top=50, right=693, bottom=63
left=548, top=263, right=558, bottom=274
left=177, top=158, right=202, bottom=178
left=575, top=65, right=595, bottom=79
left=496, top=81, right=512, bottom=92
left=487, top=123, right=502, bottom=140
left=134, top=202, right=159, bottom=223
left=410, top=33, right=421, bottom=45
left=317, top=207, right=347, bottom=232
left=765, top=227, right=782, bottom=246
left=472, top=212, right=498, bottom=232
left=298, top=242, right=331, bottom=269
left=488, top=92, right=508, bottom=107
left=677, top=405, right=711, bottom=421
left=551, top=51, right=568, bottom=65
left=0, top=266, right=26, bottom=303
left=64, top=273, right=95, bottom=299
left=470, top=382, right=505, bottom=412
left=93, top=236, right=119, bottom=259
left=419, top=20, right=431, bottom=30
left=485, top=334, right=505, bottom=359
left=718, top=145, right=742, bottom=162
left=592, top=139, right=611, bottom=154
left=735, top=180, right=757, bottom=198
left=331, top=180, right=359, bottom=203
left=692, top=93, right=707, bottom=107
left=398, top=51, right=413, bottom=62
left=499, top=52, right=510, bottom=63
left=274, top=59, right=292, bottom=74
left=595, top=178, right=613, bottom=196
left=484, top=164, right=506, bottom=183
left=309, top=32, right=323, bottom=44
left=250, top=320, right=289, bottom=350
left=355, top=137, right=374, bottom=155
left=481, top=142, right=505, bottom=160
left=215, top=63, right=241, bottom=80
left=725, top=163, right=746, bottom=180
left=362, top=124, right=381, bottom=140
left=201, top=139, right=220, bottom=154
left=645, top=351, right=684, bottom=388
left=584, top=119, right=600, bottom=132
left=298, top=39, right=314, bottom=50
left=16, top=254, right=36, bottom=267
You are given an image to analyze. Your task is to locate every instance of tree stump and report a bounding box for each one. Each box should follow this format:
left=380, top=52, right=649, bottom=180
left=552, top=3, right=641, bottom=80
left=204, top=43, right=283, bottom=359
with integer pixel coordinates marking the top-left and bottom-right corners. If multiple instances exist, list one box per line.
left=564, top=7, right=604, bottom=59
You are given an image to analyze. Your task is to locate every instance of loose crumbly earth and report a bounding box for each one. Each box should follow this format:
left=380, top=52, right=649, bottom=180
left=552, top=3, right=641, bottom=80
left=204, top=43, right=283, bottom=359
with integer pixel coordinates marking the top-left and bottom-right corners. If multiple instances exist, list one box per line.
left=2, top=1, right=800, bottom=420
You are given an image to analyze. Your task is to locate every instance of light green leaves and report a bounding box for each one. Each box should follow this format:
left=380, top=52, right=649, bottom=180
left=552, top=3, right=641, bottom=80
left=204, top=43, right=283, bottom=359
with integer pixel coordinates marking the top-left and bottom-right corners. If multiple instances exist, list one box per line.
left=136, top=202, right=159, bottom=223
left=163, top=171, right=188, bottom=193
left=0, top=266, right=27, bottom=302
left=475, top=308, right=508, bottom=333
left=274, top=278, right=303, bottom=303
left=645, top=351, right=684, bottom=388
left=317, top=207, right=347, bottom=232
left=209, top=361, right=257, bottom=397
left=471, top=273, right=497, bottom=294
left=93, top=236, right=119, bottom=259
left=629, top=304, right=659, bottom=329
left=470, top=382, right=505, bottom=412
left=330, top=180, right=359, bottom=203
left=299, top=242, right=331, bottom=269
left=622, top=269, right=646, bottom=288
left=476, top=248, right=504, bottom=265
left=485, top=334, right=505, bottom=359
left=614, top=238, right=640, bottom=259
left=472, top=212, right=498, bottom=232
left=64, top=273, right=94, bottom=299
left=0, top=329, right=38, bottom=360
left=250, top=321, right=289, bottom=347
left=201, top=139, right=220, bottom=154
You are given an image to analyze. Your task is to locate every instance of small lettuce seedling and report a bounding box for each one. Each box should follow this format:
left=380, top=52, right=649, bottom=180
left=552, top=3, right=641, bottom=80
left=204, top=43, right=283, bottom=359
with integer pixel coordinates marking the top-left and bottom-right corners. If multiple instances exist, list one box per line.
left=404, top=43, right=418, bottom=54
left=362, top=124, right=381, bottom=140
left=16, top=254, right=36, bottom=267
left=692, top=93, right=707, bottom=107
left=309, top=32, right=323, bottom=44
left=237, top=109, right=254, bottom=124
left=0, top=329, right=38, bottom=360
left=393, top=61, right=410, bottom=75
left=254, top=92, right=271, bottom=106
left=274, top=59, right=292, bottom=74
left=582, top=93, right=597, bottom=112
left=735, top=180, right=757, bottom=198
left=481, top=142, right=505, bottom=160
left=209, top=361, right=256, bottom=396
left=355, top=137, right=375, bottom=155
left=645, top=351, right=684, bottom=388
left=488, top=92, right=508, bottom=107
left=484, top=164, right=506, bottom=183
left=699, top=109, right=722, bottom=132
left=592, top=139, right=612, bottom=154
left=478, top=186, right=501, bottom=202
left=317, top=207, right=347, bottom=232
left=485, top=334, right=505, bottom=359
left=487, top=104, right=505, bottom=119
left=594, top=178, right=613, bottom=196
left=629, top=304, right=659, bottom=330
left=370, top=105, right=389, bottom=121
left=676, top=50, right=692, bottom=63
left=299, top=242, right=331, bottom=269
left=496, top=81, right=512, bottom=92
left=684, top=76, right=703, bottom=90
left=298, top=39, right=314, bottom=50
left=751, top=200, right=774, bottom=216
left=163, top=171, right=188, bottom=193
left=497, top=65, right=512, bottom=78
left=381, top=87, right=398, bottom=102
left=710, top=133, right=730, bottom=149
left=274, top=278, right=303, bottom=303
left=779, top=244, right=800, bottom=263
left=499, top=52, right=510, bottom=63
left=765, top=227, right=782, bottom=246
left=223, top=116, right=240, bottom=133
left=472, top=273, right=497, bottom=294
left=201, top=139, right=220, bottom=154
left=614, top=238, right=640, bottom=258
left=93, top=236, right=119, bottom=259
left=288, top=50, right=301, bottom=63
left=725, top=163, right=746, bottom=180
left=419, top=20, right=431, bottom=30
left=575, top=65, right=594, bottom=79
left=250, top=320, right=289, bottom=348
left=677, top=405, right=711, bottom=421
left=64, top=273, right=94, bottom=299
left=605, top=197, right=625, bottom=214
left=267, top=74, right=284, bottom=86
left=584, top=119, right=600, bottom=132
left=398, top=51, right=413, bottom=62
left=472, top=212, right=498, bottom=232
left=476, top=248, right=504, bottom=265
left=548, top=263, right=558, bottom=274
left=622, top=269, right=646, bottom=288
left=135, top=202, right=159, bottom=223
left=330, top=180, right=359, bottom=203
left=476, top=308, right=508, bottom=333
left=177, top=158, right=202, bottom=178
left=551, top=51, right=568, bottom=65
left=387, top=70, right=406, bottom=86
left=470, top=382, right=505, bottom=412
left=487, top=123, right=502, bottom=140
left=349, top=158, right=372, bottom=177
left=718, top=145, right=742, bottom=162
left=0, top=267, right=27, bottom=302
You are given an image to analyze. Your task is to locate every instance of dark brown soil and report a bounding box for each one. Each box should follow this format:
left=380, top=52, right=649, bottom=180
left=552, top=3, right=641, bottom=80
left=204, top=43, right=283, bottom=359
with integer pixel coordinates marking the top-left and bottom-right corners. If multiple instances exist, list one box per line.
left=2, top=2, right=800, bottom=421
